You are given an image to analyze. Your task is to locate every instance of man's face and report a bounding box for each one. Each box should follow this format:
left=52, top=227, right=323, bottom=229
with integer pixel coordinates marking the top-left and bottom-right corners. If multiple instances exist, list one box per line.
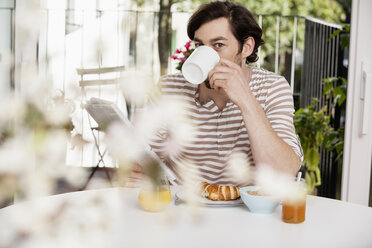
left=193, top=17, right=244, bottom=88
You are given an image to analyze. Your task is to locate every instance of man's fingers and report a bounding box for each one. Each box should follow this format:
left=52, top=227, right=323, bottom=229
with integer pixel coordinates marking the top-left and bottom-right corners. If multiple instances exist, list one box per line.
left=209, top=64, right=231, bottom=79
left=121, top=163, right=144, bottom=188
left=212, top=79, right=226, bottom=91
left=132, top=163, right=143, bottom=172
left=125, top=179, right=141, bottom=188
left=210, top=71, right=229, bottom=81
left=208, top=60, right=237, bottom=87
left=219, top=58, right=239, bottom=69
left=129, top=171, right=143, bottom=180
left=212, top=64, right=231, bottom=73
left=209, top=71, right=229, bottom=89
left=125, top=172, right=143, bottom=188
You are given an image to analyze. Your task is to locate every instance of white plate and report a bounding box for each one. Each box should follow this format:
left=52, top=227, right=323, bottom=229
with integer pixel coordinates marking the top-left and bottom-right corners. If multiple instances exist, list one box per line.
left=175, top=191, right=243, bottom=207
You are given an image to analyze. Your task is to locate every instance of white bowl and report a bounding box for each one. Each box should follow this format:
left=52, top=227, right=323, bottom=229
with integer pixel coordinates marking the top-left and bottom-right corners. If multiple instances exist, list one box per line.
left=239, top=186, right=280, bottom=214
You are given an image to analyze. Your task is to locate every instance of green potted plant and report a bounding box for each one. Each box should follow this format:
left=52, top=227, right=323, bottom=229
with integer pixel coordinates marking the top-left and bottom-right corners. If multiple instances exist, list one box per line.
left=294, top=99, right=342, bottom=193
left=295, top=24, right=349, bottom=195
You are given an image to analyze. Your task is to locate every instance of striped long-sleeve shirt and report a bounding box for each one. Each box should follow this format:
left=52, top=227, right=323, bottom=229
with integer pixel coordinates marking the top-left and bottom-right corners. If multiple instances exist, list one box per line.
left=148, top=67, right=303, bottom=186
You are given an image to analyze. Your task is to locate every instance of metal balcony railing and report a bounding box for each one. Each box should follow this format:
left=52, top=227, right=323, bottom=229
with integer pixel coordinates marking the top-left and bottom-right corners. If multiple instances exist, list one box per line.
left=300, top=17, right=344, bottom=198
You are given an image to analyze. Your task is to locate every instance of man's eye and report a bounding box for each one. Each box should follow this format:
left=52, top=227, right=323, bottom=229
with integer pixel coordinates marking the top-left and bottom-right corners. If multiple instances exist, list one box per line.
left=195, top=43, right=202, bottom=47
left=215, top=43, right=224, bottom=48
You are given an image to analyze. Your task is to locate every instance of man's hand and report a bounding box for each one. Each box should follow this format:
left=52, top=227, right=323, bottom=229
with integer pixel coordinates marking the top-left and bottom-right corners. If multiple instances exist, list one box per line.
left=125, top=163, right=143, bottom=188
left=208, top=58, right=252, bottom=108
left=208, top=58, right=300, bottom=176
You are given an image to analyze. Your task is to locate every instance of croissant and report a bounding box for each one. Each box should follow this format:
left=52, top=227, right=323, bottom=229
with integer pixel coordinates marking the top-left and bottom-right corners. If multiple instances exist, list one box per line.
left=201, top=182, right=240, bottom=201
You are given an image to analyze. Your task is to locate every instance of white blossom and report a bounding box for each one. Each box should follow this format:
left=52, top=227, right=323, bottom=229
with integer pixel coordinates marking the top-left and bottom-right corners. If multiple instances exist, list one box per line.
left=226, top=151, right=253, bottom=186
left=255, top=164, right=298, bottom=199
left=119, top=71, right=154, bottom=106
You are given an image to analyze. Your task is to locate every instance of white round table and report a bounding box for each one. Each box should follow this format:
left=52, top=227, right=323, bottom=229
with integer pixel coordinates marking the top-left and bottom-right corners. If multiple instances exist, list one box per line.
left=0, top=187, right=371, bottom=248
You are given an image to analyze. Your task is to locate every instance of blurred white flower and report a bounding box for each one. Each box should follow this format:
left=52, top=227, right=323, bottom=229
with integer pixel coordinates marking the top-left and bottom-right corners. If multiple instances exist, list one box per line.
left=0, top=130, right=70, bottom=200
left=17, top=64, right=52, bottom=108
left=20, top=168, right=55, bottom=199
left=70, top=108, right=83, bottom=133
left=3, top=191, right=125, bottom=247
left=255, top=164, right=296, bottom=199
left=135, top=98, right=196, bottom=158
left=226, top=151, right=253, bottom=186
left=85, top=177, right=112, bottom=190
left=104, top=122, right=143, bottom=165
left=120, top=71, right=153, bottom=106
left=37, top=130, right=69, bottom=177
left=0, top=95, right=26, bottom=126
left=105, top=96, right=196, bottom=165
left=69, top=133, right=89, bottom=150
left=177, top=159, right=201, bottom=203
left=0, top=131, right=35, bottom=175
left=0, top=174, right=19, bottom=209
left=46, top=103, right=72, bottom=127
left=62, top=166, right=88, bottom=189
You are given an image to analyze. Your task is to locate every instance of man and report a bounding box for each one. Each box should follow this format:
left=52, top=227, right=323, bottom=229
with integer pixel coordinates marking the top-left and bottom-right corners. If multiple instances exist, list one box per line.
left=132, top=1, right=302, bottom=186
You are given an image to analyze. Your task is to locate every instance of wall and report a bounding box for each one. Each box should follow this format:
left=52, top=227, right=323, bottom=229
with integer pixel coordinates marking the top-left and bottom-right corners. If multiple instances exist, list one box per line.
left=342, top=0, right=372, bottom=206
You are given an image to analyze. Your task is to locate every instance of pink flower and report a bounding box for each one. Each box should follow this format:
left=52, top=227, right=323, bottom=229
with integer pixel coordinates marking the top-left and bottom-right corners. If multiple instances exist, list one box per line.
left=171, top=41, right=195, bottom=69
left=184, top=40, right=192, bottom=50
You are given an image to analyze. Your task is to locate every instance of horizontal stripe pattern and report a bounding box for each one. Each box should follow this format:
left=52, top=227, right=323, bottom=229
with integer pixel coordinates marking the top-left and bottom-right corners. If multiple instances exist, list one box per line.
left=149, top=68, right=303, bottom=186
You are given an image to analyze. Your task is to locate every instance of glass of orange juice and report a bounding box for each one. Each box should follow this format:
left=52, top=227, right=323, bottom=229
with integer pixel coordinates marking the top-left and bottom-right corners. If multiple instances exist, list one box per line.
left=138, top=175, right=172, bottom=212
left=282, top=179, right=307, bottom=224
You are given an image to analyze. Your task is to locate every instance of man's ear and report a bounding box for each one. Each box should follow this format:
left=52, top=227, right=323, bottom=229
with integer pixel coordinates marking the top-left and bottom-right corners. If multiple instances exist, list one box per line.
left=242, top=36, right=255, bottom=59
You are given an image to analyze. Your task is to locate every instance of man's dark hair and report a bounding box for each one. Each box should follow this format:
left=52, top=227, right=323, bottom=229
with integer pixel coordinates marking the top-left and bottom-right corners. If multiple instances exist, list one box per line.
left=187, top=1, right=264, bottom=64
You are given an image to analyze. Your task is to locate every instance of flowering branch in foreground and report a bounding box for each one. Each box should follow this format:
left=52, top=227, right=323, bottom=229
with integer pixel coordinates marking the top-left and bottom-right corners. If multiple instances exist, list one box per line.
left=170, top=40, right=195, bottom=71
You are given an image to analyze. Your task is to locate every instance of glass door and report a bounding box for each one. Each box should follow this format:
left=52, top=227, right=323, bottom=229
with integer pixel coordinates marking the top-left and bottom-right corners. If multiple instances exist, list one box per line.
left=0, top=0, right=14, bottom=95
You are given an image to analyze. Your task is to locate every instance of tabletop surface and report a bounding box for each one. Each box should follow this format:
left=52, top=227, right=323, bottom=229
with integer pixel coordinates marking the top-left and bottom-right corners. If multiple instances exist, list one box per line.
left=1, top=187, right=372, bottom=248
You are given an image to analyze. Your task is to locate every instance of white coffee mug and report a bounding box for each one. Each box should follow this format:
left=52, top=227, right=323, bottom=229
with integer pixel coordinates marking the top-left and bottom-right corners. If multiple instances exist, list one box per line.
left=181, top=46, right=220, bottom=85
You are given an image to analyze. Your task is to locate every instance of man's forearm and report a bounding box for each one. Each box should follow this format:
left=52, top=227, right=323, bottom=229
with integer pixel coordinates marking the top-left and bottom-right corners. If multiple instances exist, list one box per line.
left=239, top=95, right=300, bottom=176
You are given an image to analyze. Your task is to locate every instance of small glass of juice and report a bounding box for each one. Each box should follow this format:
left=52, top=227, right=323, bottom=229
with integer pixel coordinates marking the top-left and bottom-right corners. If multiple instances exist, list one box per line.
left=282, top=179, right=307, bottom=224
left=138, top=176, right=172, bottom=212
